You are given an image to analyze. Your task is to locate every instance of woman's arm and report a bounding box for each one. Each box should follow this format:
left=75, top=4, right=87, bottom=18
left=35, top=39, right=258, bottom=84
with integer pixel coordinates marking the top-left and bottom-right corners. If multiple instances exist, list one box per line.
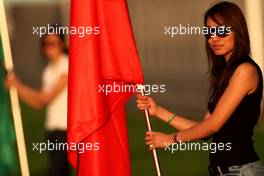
left=137, top=94, right=210, bottom=131
left=176, top=63, right=259, bottom=143
left=157, top=107, right=212, bottom=131
left=145, top=63, right=258, bottom=149
left=6, top=74, right=67, bottom=109
left=155, top=106, right=199, bottom=131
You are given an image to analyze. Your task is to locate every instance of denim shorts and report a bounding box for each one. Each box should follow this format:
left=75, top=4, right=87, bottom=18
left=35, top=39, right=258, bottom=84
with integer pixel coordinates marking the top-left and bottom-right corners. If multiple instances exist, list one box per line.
left=222, top=161, right=264, bottom=176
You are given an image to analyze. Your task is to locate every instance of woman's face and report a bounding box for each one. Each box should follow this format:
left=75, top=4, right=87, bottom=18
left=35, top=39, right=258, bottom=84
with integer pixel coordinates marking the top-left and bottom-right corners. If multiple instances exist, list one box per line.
left=206, top=17, right=235, bottom=60
left=43, top=34, right=64, bottom=61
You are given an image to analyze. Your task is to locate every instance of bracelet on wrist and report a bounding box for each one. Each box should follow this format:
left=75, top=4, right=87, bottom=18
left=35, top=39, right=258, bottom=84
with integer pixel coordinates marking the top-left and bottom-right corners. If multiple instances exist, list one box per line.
left=167, top=113, right=176, bottom=124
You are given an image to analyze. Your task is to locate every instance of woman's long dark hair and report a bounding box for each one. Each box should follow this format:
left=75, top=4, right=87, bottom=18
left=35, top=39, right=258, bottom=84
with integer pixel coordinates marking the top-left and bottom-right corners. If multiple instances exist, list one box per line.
left=204, top=1, right=250, bottom=102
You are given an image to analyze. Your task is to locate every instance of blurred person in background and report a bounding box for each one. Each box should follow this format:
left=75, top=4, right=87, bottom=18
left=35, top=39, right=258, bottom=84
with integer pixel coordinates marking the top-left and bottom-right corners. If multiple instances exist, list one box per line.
left=137, top=2, right=264, bottom=176
left=5, top=27, right=70, bottom=176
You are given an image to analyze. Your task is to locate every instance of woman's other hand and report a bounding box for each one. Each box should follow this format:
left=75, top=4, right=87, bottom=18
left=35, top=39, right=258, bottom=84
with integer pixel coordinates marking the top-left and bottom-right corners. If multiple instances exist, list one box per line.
left=145, top=131, right=174, bottom=150
left=5, top=73, right=21, bottom=89
left=136, top=94, right=159, bottom=116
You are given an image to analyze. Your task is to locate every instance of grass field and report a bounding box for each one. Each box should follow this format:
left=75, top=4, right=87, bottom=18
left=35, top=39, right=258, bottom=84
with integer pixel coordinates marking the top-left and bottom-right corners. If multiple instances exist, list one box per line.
left=16, top=103, right=264, bottom=176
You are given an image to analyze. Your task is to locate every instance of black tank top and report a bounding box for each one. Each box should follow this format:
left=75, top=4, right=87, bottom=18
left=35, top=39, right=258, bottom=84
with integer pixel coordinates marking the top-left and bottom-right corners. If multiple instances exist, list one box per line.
left=208, top=57, right=263, bottom=167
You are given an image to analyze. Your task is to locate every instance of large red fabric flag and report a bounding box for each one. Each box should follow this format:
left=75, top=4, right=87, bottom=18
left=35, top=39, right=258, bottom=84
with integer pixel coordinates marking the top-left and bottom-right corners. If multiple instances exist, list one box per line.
left=67, top=0, right=144, bottom=175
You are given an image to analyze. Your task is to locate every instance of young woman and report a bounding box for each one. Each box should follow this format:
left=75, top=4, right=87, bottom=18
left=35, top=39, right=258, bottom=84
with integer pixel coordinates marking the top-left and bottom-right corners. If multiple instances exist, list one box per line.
left=136, top=2, right=264, bottom=175
left=6, top=30, right=69, bottom=176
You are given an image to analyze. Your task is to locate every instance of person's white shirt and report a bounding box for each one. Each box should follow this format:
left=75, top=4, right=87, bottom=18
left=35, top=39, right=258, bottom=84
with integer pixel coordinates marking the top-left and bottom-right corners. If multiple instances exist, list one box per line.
left=42, top=54, right=68, bottom=131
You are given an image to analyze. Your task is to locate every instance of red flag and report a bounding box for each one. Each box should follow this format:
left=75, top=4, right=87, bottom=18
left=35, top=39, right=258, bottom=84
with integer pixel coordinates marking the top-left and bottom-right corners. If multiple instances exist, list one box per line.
left=67, top=0, right=144, bottom=175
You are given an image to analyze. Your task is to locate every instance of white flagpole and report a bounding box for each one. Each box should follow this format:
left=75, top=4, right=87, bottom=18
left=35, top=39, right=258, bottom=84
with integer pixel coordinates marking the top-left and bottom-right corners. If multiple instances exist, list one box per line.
left=0, top=0, right=30, bottom=176
left=244, top=0, right=264, bottom=122
left=137, top=84, right=162, bottom=176
left=245, top=0, right=264, bottom=72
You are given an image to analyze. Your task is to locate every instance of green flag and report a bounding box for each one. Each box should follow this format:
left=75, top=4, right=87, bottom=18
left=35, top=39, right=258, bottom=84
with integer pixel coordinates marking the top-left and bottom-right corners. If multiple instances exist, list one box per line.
left=0, top=38, right=17, bottom=174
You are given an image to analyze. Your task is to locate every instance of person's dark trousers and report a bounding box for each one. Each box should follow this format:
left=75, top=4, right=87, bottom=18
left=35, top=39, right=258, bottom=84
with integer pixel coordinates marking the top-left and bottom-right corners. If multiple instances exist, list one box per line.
left=47, top=130, right=70, bottom=176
